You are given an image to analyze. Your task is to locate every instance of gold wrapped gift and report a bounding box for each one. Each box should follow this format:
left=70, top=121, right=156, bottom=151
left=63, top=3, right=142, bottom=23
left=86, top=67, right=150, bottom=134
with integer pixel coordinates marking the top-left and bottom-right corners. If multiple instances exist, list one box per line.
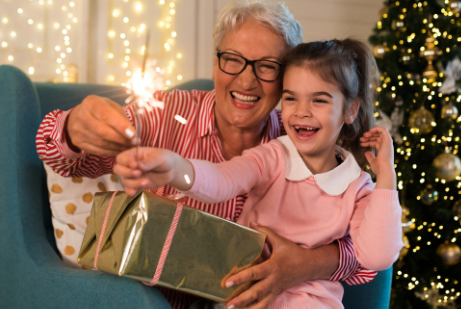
left=78, top=191, right=266, bottom=302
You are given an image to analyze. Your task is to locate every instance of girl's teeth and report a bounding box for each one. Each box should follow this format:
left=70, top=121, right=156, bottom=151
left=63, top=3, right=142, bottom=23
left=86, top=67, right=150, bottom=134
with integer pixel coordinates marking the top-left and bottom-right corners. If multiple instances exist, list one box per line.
left=295, top=126, right=316, bottom=131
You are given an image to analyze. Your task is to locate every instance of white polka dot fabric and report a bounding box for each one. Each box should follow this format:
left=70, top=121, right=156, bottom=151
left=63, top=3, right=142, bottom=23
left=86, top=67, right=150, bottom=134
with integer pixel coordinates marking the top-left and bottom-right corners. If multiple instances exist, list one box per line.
left=44, top=163, right=124, bottom=268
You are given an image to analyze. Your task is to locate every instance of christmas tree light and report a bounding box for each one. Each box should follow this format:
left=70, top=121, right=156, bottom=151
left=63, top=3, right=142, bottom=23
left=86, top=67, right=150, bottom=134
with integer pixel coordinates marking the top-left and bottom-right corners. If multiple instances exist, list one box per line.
left=370, top=0, right=461, bottom=307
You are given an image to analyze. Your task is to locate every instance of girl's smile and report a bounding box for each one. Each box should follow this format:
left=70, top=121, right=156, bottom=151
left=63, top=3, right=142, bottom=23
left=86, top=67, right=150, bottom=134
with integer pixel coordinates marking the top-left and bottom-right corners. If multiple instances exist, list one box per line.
left=281, top=66, right=357, bottom=174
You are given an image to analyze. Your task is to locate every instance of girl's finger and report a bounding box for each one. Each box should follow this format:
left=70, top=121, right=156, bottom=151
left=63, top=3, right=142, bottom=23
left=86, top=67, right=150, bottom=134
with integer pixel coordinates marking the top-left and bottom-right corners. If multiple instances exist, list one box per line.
left=116, top=149, right=140, bottom=169
left=361, top=136, right=380, bottom=142
left=121, top=177, right=150, bottom=190
left=361, top=141, right=380, bottom=149
left=124, top=187, right=138, bottom=197
left=364, top=151, right=376, bottom=163
left=369, top=126, right=387, bottom=134
left=113, top=164, right=142, bottom=178
left=362, top=143, right=381, bottom=151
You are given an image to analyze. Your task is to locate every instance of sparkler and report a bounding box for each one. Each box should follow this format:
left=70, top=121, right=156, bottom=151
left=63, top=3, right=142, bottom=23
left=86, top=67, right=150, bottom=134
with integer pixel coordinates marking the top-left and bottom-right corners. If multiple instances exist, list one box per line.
left=125, top=30, right=164, bottom=165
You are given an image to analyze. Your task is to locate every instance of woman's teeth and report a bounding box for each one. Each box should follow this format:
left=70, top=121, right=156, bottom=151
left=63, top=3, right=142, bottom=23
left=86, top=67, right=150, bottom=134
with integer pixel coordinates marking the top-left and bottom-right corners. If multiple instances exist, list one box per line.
left=231, top=92, right=259, bottom=105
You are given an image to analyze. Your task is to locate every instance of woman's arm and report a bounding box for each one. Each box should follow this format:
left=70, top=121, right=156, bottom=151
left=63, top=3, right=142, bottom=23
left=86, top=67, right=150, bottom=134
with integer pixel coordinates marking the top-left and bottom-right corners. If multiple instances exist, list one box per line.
left=221, top=230, right=378, bottom=309
left=36, top=91, right=171, bottom=178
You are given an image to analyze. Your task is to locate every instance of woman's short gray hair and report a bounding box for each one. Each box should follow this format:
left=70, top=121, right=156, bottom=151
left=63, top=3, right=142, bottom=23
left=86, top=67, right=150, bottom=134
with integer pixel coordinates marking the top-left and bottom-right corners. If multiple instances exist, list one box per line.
left=213, top=0, right=303, bottom=51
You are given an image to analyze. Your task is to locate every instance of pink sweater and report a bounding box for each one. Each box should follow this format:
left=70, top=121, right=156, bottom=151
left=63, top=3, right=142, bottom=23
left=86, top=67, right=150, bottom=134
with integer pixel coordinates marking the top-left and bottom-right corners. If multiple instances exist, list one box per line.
left=186, top=136, right=402, bottom=309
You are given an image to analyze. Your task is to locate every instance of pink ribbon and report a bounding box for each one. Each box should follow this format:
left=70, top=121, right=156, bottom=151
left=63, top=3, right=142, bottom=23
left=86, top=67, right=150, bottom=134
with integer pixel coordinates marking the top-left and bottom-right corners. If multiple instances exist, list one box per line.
left=94, top=190, right=119, bottom=270
left=145, top=199, right=183, bottom=286
left=93, top=189, right=184, bottom=287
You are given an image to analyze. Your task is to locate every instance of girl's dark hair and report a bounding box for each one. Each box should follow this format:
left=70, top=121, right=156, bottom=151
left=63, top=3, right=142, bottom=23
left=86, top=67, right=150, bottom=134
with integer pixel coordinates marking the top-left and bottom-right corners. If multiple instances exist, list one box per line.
left=284, top=39, right=378, bottom=168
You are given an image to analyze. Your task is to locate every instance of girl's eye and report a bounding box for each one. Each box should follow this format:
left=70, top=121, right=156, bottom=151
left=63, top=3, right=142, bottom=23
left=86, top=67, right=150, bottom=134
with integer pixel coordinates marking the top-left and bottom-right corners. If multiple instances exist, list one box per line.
left=283, top=96, right=295, bottom=101
left=314, top=99, right=328, bottom=103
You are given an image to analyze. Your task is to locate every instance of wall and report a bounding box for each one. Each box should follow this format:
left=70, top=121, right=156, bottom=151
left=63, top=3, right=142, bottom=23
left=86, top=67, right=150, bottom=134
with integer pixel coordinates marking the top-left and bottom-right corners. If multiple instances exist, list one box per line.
left=0, top=0, right=384, bottom=86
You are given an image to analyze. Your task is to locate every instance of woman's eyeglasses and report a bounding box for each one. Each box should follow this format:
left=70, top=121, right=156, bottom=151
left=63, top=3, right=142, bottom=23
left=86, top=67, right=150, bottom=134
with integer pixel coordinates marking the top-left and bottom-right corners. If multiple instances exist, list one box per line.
left=217, top=51, right=284, bottom=82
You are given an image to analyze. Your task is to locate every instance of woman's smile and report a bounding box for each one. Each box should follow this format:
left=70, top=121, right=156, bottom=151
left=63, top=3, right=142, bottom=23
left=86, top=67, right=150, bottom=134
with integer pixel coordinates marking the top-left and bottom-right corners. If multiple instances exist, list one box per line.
left=229, top=90, right=261, bottom=109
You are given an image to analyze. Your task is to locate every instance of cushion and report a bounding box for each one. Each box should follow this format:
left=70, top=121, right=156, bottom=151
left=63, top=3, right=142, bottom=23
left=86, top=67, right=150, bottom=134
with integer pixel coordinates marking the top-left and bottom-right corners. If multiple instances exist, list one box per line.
left=44, top=163, right=124, bottom=268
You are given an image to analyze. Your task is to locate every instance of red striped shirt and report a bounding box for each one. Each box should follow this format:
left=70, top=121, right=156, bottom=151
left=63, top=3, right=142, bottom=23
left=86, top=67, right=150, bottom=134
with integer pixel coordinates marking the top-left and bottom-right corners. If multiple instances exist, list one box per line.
left=36, top=89, right=376, bottom=308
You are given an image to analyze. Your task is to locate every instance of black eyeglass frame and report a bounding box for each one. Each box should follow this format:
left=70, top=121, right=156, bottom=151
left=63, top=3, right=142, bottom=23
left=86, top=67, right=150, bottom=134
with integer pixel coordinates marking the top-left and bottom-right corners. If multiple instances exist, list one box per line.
left=216, top=51, right=284, bottom=82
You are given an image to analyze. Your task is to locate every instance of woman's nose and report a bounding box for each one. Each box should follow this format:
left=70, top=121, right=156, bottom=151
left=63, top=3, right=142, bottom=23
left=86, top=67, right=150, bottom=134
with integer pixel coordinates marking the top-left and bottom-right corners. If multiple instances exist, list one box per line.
left=238, top=64, right=258, bottom=89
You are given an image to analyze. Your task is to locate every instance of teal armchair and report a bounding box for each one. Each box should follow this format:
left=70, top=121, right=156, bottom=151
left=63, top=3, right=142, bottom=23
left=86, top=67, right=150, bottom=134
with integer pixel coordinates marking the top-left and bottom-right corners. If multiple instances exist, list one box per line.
left=0, top=65, right=392, bottom=309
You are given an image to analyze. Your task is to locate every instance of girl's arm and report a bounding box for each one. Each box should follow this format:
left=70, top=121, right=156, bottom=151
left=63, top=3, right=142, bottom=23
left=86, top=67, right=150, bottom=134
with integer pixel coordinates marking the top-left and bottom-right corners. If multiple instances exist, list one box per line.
left=114, top=143, right=279, bottom=199
left=360, top=126, right=397, bottom=190
left=349, top=127, right=402, bottom=270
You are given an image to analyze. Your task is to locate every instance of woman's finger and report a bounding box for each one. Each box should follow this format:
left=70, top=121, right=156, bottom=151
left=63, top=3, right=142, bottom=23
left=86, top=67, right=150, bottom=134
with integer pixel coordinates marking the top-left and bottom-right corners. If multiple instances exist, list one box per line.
left=79, top=128, right=132, bottom=153
left=77, top=142, right=124, bottom=157
left=225, top=261, right=268, bottom=288
left=90, top=96, right=137, bottom=141
left=227, top=280, right=271, bottom=309
left=245, top=294, right=276, bottom=309
left=84, top=110, right=133, bottom=145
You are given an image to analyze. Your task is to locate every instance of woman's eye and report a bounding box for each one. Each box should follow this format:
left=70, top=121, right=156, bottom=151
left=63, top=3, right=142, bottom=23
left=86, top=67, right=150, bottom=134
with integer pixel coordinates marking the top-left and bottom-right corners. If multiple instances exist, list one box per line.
left=226, top=57, right=243, bottom=63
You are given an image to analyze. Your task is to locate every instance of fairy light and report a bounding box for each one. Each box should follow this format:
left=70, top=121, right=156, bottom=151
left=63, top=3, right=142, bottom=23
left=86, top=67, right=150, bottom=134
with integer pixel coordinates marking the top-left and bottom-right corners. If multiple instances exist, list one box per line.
left=103, top=0, right=181, bottom=89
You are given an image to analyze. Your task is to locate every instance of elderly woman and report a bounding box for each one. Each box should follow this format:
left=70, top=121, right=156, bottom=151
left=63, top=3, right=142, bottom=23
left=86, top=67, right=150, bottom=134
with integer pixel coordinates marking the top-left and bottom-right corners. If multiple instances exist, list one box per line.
left=36, top=1, right=375, bottom=308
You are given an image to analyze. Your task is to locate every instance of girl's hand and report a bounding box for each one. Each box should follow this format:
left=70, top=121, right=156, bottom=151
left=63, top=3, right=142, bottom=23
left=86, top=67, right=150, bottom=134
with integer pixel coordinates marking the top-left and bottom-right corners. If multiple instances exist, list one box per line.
left=360, top=126, right=396, bottom=190
left=113, top=147, right=194, bottom=196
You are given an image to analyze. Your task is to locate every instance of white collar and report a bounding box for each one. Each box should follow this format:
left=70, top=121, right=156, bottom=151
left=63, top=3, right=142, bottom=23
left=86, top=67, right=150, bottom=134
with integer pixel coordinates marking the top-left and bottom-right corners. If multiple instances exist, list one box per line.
left=277, top=135, right=362, bottom=196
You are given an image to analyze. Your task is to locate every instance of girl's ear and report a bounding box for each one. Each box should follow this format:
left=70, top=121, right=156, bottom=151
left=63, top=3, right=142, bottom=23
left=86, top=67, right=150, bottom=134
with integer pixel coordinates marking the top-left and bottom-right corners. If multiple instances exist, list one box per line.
left=345, top=100, right=360, bottom=124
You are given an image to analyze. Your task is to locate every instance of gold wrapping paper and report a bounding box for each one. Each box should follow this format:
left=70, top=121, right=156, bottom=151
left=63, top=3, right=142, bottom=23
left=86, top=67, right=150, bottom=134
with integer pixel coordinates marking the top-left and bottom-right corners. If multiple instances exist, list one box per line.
left=78, top=191, right=266, bottom=302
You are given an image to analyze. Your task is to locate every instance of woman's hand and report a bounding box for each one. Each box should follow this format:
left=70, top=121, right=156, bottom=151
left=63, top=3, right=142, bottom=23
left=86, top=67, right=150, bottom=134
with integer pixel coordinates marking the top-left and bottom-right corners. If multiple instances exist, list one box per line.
left=65, top=95, right=136, bottom=156
left=114, top=147, right=194, bottom=196
left=360, top=126, right=396, bottom=190
left=224, top=222, right=339, bottom=309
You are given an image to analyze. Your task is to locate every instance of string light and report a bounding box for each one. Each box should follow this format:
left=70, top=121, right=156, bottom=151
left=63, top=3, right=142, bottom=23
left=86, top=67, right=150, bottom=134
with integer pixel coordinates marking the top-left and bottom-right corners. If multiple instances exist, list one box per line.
left=105, top=0, right=181, bottom=88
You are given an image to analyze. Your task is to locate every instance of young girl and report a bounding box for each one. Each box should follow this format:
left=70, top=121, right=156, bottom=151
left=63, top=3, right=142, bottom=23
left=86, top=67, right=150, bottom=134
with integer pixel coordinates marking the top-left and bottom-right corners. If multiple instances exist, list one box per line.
left=114, top=39, right=403, bottom=309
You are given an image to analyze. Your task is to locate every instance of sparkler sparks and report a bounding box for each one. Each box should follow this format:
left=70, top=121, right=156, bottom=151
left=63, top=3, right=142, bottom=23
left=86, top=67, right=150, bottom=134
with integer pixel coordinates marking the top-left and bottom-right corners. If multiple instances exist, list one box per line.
left=125, top=61, right=165, bottom=112
left=124, top=30, right=164, bottom=165
left=174, top=114, right=187, bottom=125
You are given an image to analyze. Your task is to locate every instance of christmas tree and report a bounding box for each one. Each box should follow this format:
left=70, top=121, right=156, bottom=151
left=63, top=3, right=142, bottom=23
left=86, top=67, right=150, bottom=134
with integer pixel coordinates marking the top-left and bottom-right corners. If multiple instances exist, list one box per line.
left=369, top=0, right=461, bottom=308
